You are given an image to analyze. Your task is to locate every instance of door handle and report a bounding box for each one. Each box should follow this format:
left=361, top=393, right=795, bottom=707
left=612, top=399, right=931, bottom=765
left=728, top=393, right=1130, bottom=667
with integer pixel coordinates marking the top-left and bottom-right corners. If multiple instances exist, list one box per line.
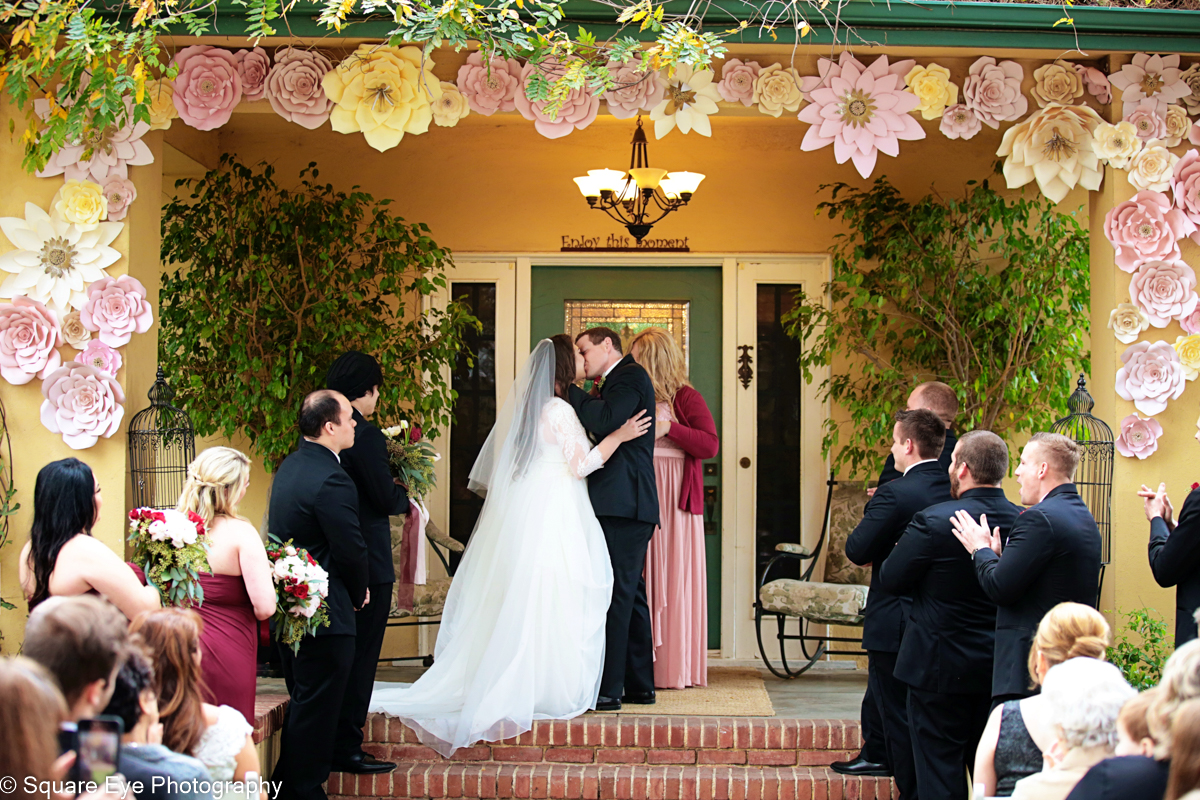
left=703, top=485, right=718, bottom=523
left=737, top=345, right=754, bottom=389
left=739, top=457, right=751, bottom=469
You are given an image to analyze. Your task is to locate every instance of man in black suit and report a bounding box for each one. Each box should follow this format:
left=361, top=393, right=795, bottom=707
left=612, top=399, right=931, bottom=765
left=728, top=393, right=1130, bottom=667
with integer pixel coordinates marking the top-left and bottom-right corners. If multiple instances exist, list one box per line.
left=879, top=431, right=1022, bottom=800
left=326, top=352, right=409, bottom=775
left=1141, top=478, right=1200, bottom=645
left=569, top=326, right=658, bottom=712
left=271, top=390, right=370, bottom=800
left=845, top=408, right=953, bottom=800
left=951, top=432, right=1102, bottom=704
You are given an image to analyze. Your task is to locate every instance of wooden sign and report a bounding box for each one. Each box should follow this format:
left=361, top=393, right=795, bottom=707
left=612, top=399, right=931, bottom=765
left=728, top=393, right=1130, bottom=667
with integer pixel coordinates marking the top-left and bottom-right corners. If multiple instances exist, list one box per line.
left=560, top=234, right=690, bottom=252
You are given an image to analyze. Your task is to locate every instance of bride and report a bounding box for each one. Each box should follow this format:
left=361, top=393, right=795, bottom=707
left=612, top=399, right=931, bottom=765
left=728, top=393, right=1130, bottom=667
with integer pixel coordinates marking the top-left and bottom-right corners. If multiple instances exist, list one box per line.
left=369, top=334, right=651, bottom=756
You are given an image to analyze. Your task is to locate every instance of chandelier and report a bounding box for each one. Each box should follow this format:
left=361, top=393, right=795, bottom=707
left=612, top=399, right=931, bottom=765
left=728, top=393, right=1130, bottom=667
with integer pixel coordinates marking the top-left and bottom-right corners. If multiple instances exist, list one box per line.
left=572, top=117, right=705, bottom=243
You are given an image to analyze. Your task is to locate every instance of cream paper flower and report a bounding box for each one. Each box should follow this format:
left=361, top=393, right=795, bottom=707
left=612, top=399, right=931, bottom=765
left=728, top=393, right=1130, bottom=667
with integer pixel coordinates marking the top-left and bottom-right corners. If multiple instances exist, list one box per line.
left=996, top=103, right=1104, bottom=204
left=649, top=65, right=722, bottom=138
left=323, top=45, right=442, bottom=152
left=1129, top=140, right=1181, bottom=192
left=1165, top=105, right=1190, bottom=147
left=430, top=82, right=470, bottom=128
left=1109, top=302, right=1151, bottom=344
left=1093, top=121, right=1143, bottom=169
left=146, top=79, right=179, bottom=131
left=752, top=64, right=807, bottom=118
left=1032, top=61, right=1085, bottom=108
left=61, top=309, right=91, bottom=350
left=1109, top=53, right=1190, bottom=117
left=52, top=181, right=107, bottom=231
left=1176, top=334, right=1200, bottom=381
left=905, top=64, right=957, bottom=120
left=1180, top=64, right=1200, bottom=115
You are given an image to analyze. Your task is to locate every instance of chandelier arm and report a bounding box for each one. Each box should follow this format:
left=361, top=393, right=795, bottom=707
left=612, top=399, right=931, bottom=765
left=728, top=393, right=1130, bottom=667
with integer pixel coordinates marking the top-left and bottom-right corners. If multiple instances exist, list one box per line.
left=596, top=203, right=634, bottom=226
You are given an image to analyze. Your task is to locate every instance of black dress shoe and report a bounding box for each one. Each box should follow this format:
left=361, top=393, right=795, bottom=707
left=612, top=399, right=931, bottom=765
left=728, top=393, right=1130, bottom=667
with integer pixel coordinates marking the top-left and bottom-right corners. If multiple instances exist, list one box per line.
left=829, top=755, right=891, bottom=777
left=622, top=690, right=656, bottom=705
left=331, top=752, right=398, bottom=774
left=595, top=695, right=622, bottom=711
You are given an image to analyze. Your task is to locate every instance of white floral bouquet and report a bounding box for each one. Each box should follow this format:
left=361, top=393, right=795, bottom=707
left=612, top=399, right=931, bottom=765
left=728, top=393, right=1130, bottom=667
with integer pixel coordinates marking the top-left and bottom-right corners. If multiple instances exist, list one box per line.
left=127, top=507, right=210, bottom=607
left=381, top=419, right=440, bottom=500
left=266, top=534, right=331, bottom=654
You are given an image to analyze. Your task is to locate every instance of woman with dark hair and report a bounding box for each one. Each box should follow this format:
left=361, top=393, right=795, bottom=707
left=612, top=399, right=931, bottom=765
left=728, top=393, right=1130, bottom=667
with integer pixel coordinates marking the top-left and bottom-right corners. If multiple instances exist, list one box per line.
left=19, top=458, right=160, bottom=619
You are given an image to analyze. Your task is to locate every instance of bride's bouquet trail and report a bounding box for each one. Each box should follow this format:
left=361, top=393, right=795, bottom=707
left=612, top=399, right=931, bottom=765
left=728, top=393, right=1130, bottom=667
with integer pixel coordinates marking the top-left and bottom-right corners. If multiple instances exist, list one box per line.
left=382, top=420, right=439, bottom=499
left=266, top=534, right=331, bottom=654
left=128, top=508, right=211, bottom=607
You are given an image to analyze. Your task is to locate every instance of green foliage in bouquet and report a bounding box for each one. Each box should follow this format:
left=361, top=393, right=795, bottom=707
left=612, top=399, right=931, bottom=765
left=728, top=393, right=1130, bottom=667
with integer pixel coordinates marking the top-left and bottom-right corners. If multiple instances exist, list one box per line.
left=266, top=533, right=332, bottom=655
left=1108, top=607, right=1173, bottom=692
left=385, top=435, right=439, bottom=500
left=127, top=509, right=211, bottom=608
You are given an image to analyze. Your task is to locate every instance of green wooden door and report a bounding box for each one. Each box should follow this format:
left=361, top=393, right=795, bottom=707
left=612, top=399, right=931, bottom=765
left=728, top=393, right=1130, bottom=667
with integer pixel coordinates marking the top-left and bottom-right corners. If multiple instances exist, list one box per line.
left=530, top=265, right=722, bottom=649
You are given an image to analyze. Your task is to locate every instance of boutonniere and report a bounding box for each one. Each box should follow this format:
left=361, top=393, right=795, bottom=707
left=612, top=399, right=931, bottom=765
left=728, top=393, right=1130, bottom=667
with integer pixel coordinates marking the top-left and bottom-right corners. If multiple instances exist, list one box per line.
left=1192, top=482, right=1199, bottom=491
left=594, top=376, right=605, bottom=391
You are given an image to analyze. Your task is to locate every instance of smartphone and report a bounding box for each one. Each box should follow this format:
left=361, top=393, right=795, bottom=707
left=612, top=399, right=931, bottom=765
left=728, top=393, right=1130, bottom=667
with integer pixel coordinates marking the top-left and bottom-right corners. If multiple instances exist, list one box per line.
left=64, top=717, right=124, bottom=792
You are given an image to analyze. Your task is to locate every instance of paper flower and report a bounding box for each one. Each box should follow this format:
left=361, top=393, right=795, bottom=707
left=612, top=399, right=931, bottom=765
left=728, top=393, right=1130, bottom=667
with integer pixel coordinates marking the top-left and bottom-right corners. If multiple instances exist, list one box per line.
left=1109, top=303, right=1151, bottom=344
left=1126, top=102, right=1167, bottom=142
left=1172, top=150, right=1200, bottom=231
left=455, top=54, right=523, bottom=116
left=60, top=310, right=91, bottom=350
left=996, top=103, right=1104, bottom=203
left=717, top=59, right=761, bottom=106
left=649, top=65, right=721, bottom=138
left=324, top=45, right=442, bottom=151
left=514, top=59, right=600, bottom=139
left=40, top=361, right=126, bottom=450
left=1093, top=121, right=1143, bottom=169
left=806, top=53, right=916, bottom=100
left=265, top=48, right=335, bottom=130
left=146, top=79, right=179, bottom=131
left=1130, top=260, right=1199, bottom=327
left=1183, top=309, right=1200, bottom=335
left=0, top=202, right=122, bottom=314
left=235, top=47, right=270, bottom=102
left=962, top=57, right=1028, bottom=128
left=100, top=177, right=137, bottom=223
left=1193, top=122, right=1200, bottom=147
left=799, top=54, right=925, bottom=180
left=1116, top=414, right=1163, bottom=459
left=1032, top=61, right=1085, bottom=107
left=52, top=180, right=107, bottom=231
left=1116, top=340, right=1187, bottom=416
left=1109, top=53, right=1189, bottom=117
left=1176, top=334, right=1200, bottom=381
left=80, top=275, right=154, bottom=347
left=1104, top=190, right=1196, bottom=273
left=172, top=45, right=244, bottom=131
left=1130, top=140, right=1181, bottom=192
left=940, top=104, right=982, bottom=140
left=1074, top=63, right=1112, bottom=104
left=431, top=81, right=470, bottom=128
left=1165, top=105, right=1190, bottom=148
left=35, top=99, right=153, bottom=183
left=0, top=296, right=63, bottom=385
left=1180, top=64, right=1200, bottom=115
left=78, top=340, right=122, bottom=377
left=904, top=64, right=957, bottom=120
left=752, top=64, right=808, bottom=119
left=603, top=60, right=666, bottom=119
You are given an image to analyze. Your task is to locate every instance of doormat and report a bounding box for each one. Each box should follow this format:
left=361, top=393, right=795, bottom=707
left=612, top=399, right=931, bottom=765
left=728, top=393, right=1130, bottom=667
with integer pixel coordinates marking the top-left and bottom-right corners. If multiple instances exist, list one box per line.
left=593, top=667, right=774, bottom=717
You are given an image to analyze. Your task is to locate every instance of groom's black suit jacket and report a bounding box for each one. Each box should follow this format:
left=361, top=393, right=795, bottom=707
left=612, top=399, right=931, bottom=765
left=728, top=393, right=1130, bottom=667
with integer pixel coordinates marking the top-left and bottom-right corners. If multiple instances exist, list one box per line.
left=568, top=354, right=659, bottom=525
left=269, top=439, right=369, bottom=636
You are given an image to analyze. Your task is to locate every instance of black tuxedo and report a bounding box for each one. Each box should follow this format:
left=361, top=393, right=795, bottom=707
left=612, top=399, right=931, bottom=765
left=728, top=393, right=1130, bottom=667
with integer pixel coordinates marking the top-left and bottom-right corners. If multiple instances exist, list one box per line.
left=845, top=460, right=952, bottom=800
left=972, top=483, right=1101, bottom=699
left=876, top=430, right=958, bottom=488
left=1149, top=486, right=1200, bottom=646
left=334, top=409, right=410, bottom=763
left=568, top=354, right=659, bottom=698
left=270, top=440, right=369, bottom=800
left=879, top=488, right=1021, bottom=800
left=1064, top=755, right=1169, bottom=800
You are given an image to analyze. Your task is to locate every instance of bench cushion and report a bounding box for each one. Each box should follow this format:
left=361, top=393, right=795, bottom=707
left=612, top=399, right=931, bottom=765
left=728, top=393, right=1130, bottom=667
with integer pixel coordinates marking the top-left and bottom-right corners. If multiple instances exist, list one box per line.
left=759, top=579, right=868, bottom=625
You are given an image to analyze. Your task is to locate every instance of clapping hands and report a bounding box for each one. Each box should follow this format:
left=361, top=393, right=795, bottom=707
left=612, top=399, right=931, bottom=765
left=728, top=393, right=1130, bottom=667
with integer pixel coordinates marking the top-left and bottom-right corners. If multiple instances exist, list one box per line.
left=950, top=510, right=1002, bottom=557
left=1138, top=483, right=1176, bottom=530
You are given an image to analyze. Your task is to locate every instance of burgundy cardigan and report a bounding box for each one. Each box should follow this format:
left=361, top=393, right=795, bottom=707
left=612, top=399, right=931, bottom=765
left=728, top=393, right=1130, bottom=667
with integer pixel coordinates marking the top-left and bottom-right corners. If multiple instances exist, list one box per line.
left=665, top=385, right=720, bottom=515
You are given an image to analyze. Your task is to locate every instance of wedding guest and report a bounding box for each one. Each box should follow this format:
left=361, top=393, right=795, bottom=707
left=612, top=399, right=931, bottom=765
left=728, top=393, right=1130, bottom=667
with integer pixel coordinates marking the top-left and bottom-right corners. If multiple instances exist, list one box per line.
left=1115, top=689, right=1160, bottom=757
left=871, top=381, right=960, bottom=492
left=19, top=459, right=159, bottom=619
left=325, top=351, right=407, bottom=774
left=974, top=602, right=1111, bottom=797
left=845, top=408, right=953, bottom=800
left=0, top=656, right=70, bottom=799
left=878, top=430, right=1021, bottom=800
left=629, top=328, right=717, bottom=690
left=951, top=432, right=1102, bottom=704
left=1168, top=701, right=1200, bottom=800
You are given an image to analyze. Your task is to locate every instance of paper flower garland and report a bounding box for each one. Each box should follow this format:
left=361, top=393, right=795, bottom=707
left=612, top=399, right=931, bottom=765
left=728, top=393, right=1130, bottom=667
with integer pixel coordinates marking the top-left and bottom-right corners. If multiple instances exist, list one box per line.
left=649, top=65, right=721, bottom=138
left=1104, top=190, right=1196, bottom=273
left=0, top=297, right=63, bottom=385
left=172, top=46, right=244, bottom=131
left=997, top=103, right=1104, bottom=204
left=717, top=59, right=760, bottom=106
left=1109, top=53, right=1189, bottom=117
left=1116, top=414, right=1163, bottom=459
left=456, top=54, right=523, bottom=116
left=80, top=275, right=154, bottom=347
left=963, top=57, right=1027, bottom=129
left=752, top=64, right=808, bottom=119
left=1129, top=260, right=1199, bottom=327
left=266, top=48, right=335, bottom=130
left=905, top=64, right=957, bottom=120
left=1116, top=340, right=1187, bottom=416
left=324, top=45, right=442, bottom=151
left=1109, top=303, right=1151, bottom=344
left=431, top=82, right=470, bottom=128
left=40, top=361, right=126, bottom=450
left=603, top=60, right=666, bottom=120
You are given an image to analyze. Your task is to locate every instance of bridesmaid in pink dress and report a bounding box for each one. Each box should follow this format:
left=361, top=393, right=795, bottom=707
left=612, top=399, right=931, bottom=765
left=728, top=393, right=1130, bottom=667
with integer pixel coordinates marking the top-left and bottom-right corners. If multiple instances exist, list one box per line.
left=630, top=328, right=719, bottom=689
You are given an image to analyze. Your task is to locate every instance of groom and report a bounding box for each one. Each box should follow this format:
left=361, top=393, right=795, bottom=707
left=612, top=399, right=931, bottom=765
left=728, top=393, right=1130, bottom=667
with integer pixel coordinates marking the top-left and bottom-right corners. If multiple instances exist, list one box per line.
left=569, top=327, right=659, bottom=711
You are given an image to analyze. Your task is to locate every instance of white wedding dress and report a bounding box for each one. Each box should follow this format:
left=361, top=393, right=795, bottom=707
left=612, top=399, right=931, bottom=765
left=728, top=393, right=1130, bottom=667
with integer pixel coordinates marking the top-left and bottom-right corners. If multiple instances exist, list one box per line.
left=369, top=343, right=614, bottom=758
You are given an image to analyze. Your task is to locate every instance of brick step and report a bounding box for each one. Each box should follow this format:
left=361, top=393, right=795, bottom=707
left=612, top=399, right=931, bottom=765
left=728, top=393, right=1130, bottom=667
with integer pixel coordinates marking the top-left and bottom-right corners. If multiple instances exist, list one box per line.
left=329, top=763, right=896, bottom=799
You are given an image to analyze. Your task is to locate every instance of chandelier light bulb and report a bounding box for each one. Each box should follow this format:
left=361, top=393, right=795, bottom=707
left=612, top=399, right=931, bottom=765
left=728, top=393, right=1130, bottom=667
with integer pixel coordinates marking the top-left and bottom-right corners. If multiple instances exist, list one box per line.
left=573, top=176, right=600, bottom=198
left=666, top=171, right=705, bottom=195
left=629, top=167, right=668, bottom=190
left=587, top=169, right=626, bottom=193
left=658, top=177, right=680, bottom=199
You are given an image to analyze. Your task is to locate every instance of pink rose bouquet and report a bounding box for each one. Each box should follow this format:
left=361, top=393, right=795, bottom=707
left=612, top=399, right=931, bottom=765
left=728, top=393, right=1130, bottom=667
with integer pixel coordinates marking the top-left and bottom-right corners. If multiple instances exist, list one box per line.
left=267, top=535, right=331, bottom=653
left=128, top=507, right=210, bottom=607
left=0, top=297, right=63, bottom=385
left=81, top=276, right=154, bottom=347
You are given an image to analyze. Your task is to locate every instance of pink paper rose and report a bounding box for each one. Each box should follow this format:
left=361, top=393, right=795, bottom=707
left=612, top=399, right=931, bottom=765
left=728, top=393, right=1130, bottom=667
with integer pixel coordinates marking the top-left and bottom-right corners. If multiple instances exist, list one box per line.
left=1182, top=309, right=1200, bottom=335
left=172, top=45, right=244, bottom=131
left=1130, top=260, right=1200, bottom=327
left=716, top=59, right=761, bottom=106
left=962, top=56, right=1028, bottom=129
left=456, top=54, right=523, bottom=116
left=235, top=47, right=271, bottom=102
left=1116, top=414, right=1163, bottom=459
left=1125, top=102, right=1167, bottom=142
left=1172, top=150, right=1200, bottom=233
left=1074, top=64, right=1111, bottom=104
left=78, top=340, right=122, bottom=376
left=80, top=276, right=154, bottom=347
left=603, top=60, right=666, bottom=120
left=513, top=60, right=600, bottom=140
left=1104, top=190, right=1196, bottom=273
left=940, top=104, right=982, bottom=140
left=99, top=176, right=137, bottom=222
left=1116, top=340, right=1187, bottom=416
left=0, top=296, right=63, bottom=385
left=40, top=361, right=126, bottom=450
left=266, top=48, right=334, bottom=130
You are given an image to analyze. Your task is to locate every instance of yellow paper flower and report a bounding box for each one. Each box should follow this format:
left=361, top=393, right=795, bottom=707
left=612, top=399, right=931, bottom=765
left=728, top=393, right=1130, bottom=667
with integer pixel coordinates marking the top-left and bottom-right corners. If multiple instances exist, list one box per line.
left=1176, top=334, right=1200, bottom=381
left=147, top=78, right=179, bottom=131
left=52, top=180, right=108, bottom=231
left=905, top=64, right=958, bottom=120
left=1031, top=61, right=1085, bottom=108
left=1165, top=105, right=1190, bottom=148
left=431, top=81, right=470, bottom=128
left=323, top=44, right=442, bottom=152
left=752, top=64, right=805, bottom=118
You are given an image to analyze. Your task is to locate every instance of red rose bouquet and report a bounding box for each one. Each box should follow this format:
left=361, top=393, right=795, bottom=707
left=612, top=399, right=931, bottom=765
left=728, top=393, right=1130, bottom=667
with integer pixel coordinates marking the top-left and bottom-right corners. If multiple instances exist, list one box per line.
left=127, top=507, right=210, bottom=607
left=266, top=534, right=331, bottom=654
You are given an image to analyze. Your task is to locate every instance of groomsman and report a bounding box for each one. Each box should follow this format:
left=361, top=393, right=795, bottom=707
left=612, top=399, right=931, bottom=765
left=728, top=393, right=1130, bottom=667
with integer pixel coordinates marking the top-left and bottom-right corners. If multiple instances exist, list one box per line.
left=1141, top=479, right=1200, bottom=646
left=879, top=431, right=1021, bottom=800
left=845, top=409, right=953, bottom=800
left=951, top=432, right=1101, bottom=705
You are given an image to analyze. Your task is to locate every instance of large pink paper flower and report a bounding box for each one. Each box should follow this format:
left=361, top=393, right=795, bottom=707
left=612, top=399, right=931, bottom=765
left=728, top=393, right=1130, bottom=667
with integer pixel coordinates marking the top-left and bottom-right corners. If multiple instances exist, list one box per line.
left=1104, top=190, right=1196, bottom=273
left=962, top=57, right=1028, bottom=129
left=805, top=53, right=916, bottom=100
left=717, top=59, right=761, bottom=106
left=172, top=46, right=244, bottom=131
left=456, top=54, right=523, bottom=116
left=1109, top=53, right=1189, bottom=117
left=266, top=48, right=334, bottom=130
left=514, top=60, right=600, bottom=140
left=235, top=47, right=271, bottom=102
left=798, top=54, right=925, bottom=180
left=1130, top=260, right=1200, bottom=327
left=1116, top=340, right=1187, bottom=416
left=40, top=361, right=125, bottom=450
left=1172, top=150, right=1200, bottom=232
left=35, top=98, right=153, bottom=183
left=603, top=60, right=665, bottom=120
left=1074, top=64, right=1112, bottom=104
left=0, top=296, right=62, bottom=385
left=80, top=276, right=153, bottom=347
left=1125, top=102, right=1167, bottom=142
left=78, top=339, right=122, bottom=377
left=1116, top=414, right=1163, bottom=459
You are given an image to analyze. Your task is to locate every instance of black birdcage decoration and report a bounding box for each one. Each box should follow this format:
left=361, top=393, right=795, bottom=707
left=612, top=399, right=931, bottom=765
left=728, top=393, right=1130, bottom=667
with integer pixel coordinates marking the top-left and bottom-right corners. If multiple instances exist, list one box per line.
left=128, top=367, right=196, bottom=510
left=1051, top=374, right=1114, bottom=572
